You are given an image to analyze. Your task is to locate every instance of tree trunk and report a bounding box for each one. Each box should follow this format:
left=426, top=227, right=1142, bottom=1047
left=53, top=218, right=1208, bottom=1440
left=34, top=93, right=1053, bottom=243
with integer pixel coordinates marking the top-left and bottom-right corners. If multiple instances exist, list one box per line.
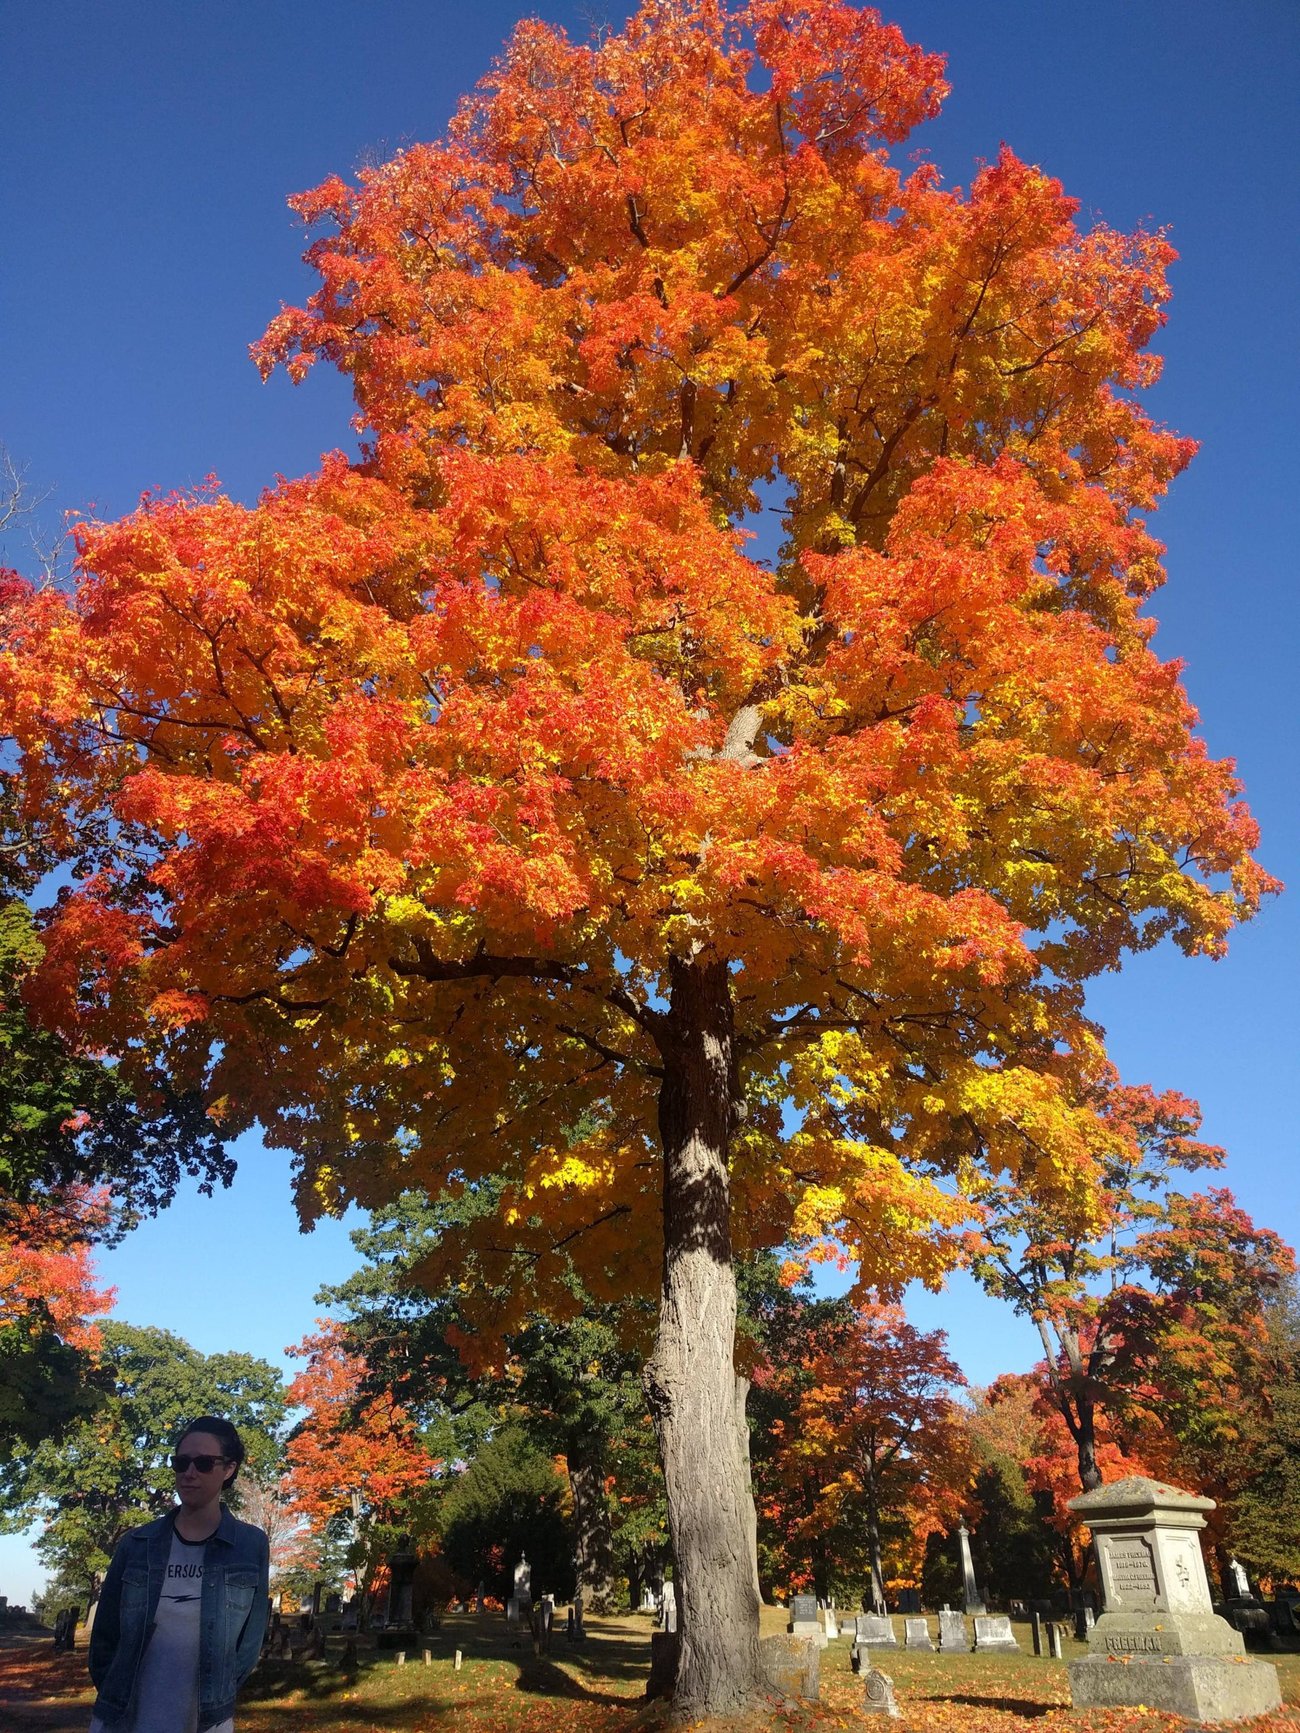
left=865, top=1459, right=887, bottom=1614
left=1074, top=1390, right=1103, bottom=1493
left=568, top=1448, right=620, bottom=1613
left=1041, top=1320, right=1104, bottom=1494
left=644, top=955, right=763, bottom=1717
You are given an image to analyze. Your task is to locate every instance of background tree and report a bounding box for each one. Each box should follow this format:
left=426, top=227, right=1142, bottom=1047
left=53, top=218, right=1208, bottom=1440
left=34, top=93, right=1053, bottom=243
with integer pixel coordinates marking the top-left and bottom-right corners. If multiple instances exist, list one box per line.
left=759, top=1301, right=970, bottom=1611
left=1106, top=1192, right=1295, bottom=1584
left=282, top=1321, right=441, bottom=1610
left=969, top=1083, right=1238, bottom=1491
left=5, top=0, right=1273, bottom=1711
left=318, top=1188, right=656, bottom=1611
left=956, top=1381, right=1066, bottom=1606
left=0, top=1187, right=113, bottom=1456
left=436, top=1427, right=577, bottom=1604
left=1230, top=1289, right=1300, bottom=1584
left=0, top=1321, right=285, bottom=1601
left=746, top=1275, right=849, bottom=1601
left=233, top=1470, right=304, bottom=1583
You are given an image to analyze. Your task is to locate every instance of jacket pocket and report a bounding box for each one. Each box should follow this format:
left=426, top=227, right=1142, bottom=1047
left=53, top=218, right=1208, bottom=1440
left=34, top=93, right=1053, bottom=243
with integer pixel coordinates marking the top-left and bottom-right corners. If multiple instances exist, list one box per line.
left=120, top=1566, right=149, bottom=1617
left=224, top=1568, right=258, bottom=1615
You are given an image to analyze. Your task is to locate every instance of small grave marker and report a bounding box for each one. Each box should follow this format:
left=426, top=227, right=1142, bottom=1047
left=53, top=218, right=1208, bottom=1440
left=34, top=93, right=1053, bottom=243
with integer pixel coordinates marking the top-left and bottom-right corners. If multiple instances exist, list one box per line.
left=862, top=1667, right=902, bottom=1718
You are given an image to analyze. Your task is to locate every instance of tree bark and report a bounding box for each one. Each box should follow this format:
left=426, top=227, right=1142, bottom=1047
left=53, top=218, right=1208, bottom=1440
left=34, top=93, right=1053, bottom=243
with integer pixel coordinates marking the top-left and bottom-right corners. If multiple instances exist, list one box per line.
left=865, top=1457, right=887, bottom=1614
left=644, top=955, right=763, bottom=1716
left=1074, top=1390, right=1103, bottom=1493
left=568, top=1448, right=620, bottom=1612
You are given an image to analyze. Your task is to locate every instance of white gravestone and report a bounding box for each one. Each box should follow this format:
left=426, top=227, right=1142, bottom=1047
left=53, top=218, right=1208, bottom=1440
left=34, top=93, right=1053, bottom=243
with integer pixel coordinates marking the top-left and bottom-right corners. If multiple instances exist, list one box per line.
left=852, top=1613, right=897, bottom=1671
left=1068, top=1477, right=1281, bottom=1724
left=938, top=1609, right=968, bottom=1651
left=903, top=1617, right=933, bottom=1650
left=973, top=1615, right=1020, bottom=1652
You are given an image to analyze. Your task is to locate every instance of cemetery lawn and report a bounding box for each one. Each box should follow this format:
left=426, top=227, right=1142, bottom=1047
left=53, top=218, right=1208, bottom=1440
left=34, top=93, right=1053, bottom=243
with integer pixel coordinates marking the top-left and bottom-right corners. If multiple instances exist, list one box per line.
left=2, top=1609, right=1298, bottom=1733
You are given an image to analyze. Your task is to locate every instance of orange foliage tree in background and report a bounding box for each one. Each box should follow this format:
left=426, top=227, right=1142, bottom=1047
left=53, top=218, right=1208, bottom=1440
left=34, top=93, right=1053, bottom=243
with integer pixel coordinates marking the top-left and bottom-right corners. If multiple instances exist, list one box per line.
left=1, top=0, right=1273, bottom=1710
left=969, top=1078, right=1293, bottom=1502
left=967, top=1082, right=1224, bottom=1492
left=282, top=1322, right=441, bottom=1604
left=761, top=1302, right=970, bottom=1610
left=0, top=1186, right=113, bottom=1453
left=983, top=1371, right=1163, bottom=1590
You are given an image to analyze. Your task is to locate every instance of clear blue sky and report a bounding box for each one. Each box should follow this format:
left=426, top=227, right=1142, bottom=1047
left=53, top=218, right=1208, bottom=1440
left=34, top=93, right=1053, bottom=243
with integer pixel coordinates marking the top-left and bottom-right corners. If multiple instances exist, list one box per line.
left=2, top=2, right=1297, bottom=1604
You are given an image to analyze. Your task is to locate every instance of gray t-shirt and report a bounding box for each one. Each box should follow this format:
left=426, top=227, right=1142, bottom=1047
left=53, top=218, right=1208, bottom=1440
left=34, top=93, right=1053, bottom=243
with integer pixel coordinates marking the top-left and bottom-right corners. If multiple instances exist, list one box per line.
left=90, top=1528, right=235, bottom=1733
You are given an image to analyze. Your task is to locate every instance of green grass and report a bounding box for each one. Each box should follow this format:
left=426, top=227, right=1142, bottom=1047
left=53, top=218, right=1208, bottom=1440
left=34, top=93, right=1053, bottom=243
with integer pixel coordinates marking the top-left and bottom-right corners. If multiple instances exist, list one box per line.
left=1, top=1607, right=1296, bottom=1731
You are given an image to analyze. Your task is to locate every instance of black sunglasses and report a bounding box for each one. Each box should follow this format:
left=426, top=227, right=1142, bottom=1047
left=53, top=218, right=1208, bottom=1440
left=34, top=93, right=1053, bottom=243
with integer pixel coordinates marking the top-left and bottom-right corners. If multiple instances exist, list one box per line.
left=171, top=1453, right=228, bottom=1474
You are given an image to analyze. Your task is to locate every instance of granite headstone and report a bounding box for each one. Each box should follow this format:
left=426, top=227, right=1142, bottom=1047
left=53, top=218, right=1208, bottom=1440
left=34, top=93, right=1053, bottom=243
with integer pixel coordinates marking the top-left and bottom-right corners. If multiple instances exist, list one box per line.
left=1067, top=1477, right=1281, bottom=1724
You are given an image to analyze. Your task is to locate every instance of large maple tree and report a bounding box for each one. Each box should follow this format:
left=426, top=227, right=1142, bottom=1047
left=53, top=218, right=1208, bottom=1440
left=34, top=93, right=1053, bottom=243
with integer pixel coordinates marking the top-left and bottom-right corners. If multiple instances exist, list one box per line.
left=1, top=0, right=1273, bottom=1711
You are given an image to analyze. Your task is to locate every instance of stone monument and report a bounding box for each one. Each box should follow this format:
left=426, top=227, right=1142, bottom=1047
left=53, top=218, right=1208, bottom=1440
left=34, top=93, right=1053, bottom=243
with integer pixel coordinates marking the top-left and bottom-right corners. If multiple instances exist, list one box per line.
left=903, top=1616, right=932, bottom=1650
left=956, top=1518, right=986, bottom=1615
left=532, top=1596, right=554, bottom=1654
left=973, top=1614, right=1020, bottom=1652
left=507, top=1553, right=533, bottom=1632
left=761, top=1634, right=821, bottom=1703
left=377, top=1535, right=419, bottom=1649
left=788, top=1593, right=826, bottom=1648
left=854, top=1613, right=898, bottom=1648
left=1067, top=1477, right=1281, bottom=1723
left=852, top=1613, right=897, bottom=1670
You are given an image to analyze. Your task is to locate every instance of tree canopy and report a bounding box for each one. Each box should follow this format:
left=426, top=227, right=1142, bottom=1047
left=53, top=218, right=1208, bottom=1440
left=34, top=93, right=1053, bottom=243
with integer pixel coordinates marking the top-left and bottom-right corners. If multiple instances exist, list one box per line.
left=0, top=0, right=1272, bottom=1711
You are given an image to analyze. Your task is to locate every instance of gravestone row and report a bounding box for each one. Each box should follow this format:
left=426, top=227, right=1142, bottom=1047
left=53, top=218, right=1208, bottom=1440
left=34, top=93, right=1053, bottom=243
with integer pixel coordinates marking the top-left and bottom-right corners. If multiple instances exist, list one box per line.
left=845, top=1608, right=1018, bottom=1662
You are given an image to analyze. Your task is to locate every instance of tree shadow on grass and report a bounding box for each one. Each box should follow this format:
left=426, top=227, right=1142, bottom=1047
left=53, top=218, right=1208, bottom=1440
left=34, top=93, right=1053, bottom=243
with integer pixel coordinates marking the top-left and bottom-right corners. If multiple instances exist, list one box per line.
left=927, top=1694, right=1054, bottom=1718
left=0, top=1643, right=93, bottom=1704
left=515, top=1655, right=638, bottom=1705
left=241, top=1700, right=521, bottom=1732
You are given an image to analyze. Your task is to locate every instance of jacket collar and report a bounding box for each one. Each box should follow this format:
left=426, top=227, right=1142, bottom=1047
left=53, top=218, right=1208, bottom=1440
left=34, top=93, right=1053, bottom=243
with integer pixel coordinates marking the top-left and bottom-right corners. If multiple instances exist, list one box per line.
left=147, top=1503, right=237, bottom=1552
left=211, top=1503, right=238, bottom=1547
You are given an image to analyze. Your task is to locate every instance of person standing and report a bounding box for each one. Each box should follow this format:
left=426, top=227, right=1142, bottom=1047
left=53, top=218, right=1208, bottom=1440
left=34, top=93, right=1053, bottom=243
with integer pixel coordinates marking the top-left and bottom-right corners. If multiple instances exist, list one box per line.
left=88, top=1416, right=269, bottom=1733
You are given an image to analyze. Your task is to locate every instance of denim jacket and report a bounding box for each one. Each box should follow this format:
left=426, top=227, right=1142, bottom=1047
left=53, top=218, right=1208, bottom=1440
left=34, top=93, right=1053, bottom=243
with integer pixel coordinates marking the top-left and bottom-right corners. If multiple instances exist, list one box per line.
left=89, top=1505, right=269, bottom=1730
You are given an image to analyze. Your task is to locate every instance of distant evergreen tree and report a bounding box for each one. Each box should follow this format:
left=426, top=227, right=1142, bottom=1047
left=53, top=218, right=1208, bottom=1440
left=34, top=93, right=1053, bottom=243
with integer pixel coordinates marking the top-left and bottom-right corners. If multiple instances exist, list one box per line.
left=437, top=1428, right=576, bottom=1603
